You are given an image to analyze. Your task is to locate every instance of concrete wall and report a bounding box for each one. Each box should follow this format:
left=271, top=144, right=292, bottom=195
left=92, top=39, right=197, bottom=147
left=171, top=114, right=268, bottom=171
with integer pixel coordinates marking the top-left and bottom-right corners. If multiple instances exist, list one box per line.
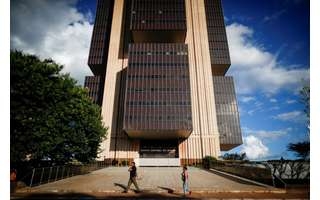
left=179, top=0, right=220, bottom=164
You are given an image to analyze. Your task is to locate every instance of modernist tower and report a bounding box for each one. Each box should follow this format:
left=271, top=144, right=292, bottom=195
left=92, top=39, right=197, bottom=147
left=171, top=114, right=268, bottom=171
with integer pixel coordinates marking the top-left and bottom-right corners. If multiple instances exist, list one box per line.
left=85, top=0, right=242, bottom=166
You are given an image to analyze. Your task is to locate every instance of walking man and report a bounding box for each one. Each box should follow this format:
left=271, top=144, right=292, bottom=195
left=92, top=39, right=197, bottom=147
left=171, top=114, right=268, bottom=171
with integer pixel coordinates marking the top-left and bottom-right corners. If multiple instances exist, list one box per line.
left=124, top=161, right=141, bottom=193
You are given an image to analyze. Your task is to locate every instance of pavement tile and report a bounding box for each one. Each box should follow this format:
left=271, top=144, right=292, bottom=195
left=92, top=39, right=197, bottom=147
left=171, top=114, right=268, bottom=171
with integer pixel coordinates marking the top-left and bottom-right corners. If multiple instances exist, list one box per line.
left=16, top=167, right=276, bottom=194
left=14, top=166, right=310, bottom=199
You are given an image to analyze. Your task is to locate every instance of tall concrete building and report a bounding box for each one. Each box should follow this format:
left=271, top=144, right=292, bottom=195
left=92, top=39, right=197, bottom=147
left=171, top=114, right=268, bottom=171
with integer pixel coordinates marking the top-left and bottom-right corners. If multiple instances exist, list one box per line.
left=85, top=0, right=242, bottom=166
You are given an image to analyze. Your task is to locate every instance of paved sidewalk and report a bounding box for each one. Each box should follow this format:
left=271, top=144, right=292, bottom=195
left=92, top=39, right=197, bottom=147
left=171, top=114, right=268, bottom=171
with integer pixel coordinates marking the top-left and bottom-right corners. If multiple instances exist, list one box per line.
left=13, top=167, right=310, bottom=199
left=17, top=167, right=276, bottom=193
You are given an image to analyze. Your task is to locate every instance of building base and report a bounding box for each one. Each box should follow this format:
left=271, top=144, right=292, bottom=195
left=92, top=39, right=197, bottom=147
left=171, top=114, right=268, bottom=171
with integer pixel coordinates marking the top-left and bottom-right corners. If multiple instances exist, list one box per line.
left=134, top=158, right=180, bottom=167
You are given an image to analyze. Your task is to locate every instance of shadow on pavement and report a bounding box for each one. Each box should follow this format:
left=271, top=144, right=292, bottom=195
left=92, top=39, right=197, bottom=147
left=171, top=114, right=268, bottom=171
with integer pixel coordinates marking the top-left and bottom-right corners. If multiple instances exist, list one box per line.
left=12, top=192, right=200, bottom=199
left=11, top=192, right=98, bottom=200
left=114, top=182, right=142, bottom=193
left=158, top=186, right=174, bottom=193
left=11, top=189, right=310, bottom=199
left=114, top=183, right=127, bottom=190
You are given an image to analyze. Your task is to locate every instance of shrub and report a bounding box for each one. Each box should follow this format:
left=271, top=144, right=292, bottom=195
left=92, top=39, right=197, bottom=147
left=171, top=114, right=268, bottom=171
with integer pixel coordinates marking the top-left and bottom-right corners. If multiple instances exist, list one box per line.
left=121, top=160, right=128, bottom=166
left=202, top=156, right=217, bottom=169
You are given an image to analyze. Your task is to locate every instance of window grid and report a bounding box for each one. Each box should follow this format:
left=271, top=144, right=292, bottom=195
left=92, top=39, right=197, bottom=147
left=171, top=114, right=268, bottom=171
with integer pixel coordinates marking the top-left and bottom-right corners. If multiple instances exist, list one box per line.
left=124, top=43, right=192, bottom=132
left=213, top=76, right=242, bottom=146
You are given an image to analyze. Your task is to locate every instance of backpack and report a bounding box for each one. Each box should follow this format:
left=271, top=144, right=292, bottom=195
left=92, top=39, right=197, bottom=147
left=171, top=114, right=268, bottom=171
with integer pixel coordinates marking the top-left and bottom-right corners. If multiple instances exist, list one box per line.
left=181, top=172, right=186, bottom=182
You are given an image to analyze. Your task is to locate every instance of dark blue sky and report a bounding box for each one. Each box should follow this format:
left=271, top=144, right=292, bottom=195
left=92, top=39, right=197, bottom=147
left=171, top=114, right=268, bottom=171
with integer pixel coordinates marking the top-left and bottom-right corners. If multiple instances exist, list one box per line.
left=223, top=0, right=310, bottom=67
left=76, top=0, right=97, bottom=23
left=222, top=0, right=309, bottom=159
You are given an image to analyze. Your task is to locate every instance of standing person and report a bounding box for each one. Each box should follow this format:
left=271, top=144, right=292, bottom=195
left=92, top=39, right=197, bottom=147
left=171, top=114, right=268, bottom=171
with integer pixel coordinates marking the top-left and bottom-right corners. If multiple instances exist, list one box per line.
left=124, top=162, right=141, bottom=193
left=181, top=165, right=191, bottom=196
left=10, top=169, right=17, bottom=193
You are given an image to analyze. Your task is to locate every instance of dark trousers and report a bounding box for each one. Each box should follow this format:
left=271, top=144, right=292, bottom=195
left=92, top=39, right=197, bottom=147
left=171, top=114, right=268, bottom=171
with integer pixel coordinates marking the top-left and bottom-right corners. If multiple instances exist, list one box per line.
left=126, top=177, right=140, bottom=191
left=10, top=181, right=17, bottom=193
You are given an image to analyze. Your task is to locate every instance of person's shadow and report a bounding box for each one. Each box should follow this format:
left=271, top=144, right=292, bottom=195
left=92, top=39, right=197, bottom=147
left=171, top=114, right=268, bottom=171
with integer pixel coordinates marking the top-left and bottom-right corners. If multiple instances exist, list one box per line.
left=114, top=183, right=126, bottom=190
left=114, top=183, right=141, bottom=193
left=158, top=186, right=174, bottom=194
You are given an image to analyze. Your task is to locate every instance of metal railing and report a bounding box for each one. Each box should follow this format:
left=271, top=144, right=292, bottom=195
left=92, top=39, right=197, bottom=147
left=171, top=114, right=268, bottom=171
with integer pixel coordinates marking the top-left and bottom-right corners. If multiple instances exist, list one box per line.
left=264, top=160, right=309, bottom=188
left=19, top=161, right=110, bottom=187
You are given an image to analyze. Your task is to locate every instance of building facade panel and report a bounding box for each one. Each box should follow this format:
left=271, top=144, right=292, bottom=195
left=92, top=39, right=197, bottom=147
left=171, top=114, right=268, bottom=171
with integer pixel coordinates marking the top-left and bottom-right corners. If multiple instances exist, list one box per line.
left=213, top=76, right=242, bottom=150
left=130, top=0, right=186, bottom=31
left=87, top=0, right=242, bottom=164
left=130, top=0, right=187, bottom=43
left=124, top=43, right=192, bottom=139
left=204, top=0, right=231, bottom=75
left=84, top=76, right=104, bottom=106
left=177, top=0, right=222, bottom=164
left=98, top=0, right=137, bottom=161
left=88, top=0, right=114, bottom=75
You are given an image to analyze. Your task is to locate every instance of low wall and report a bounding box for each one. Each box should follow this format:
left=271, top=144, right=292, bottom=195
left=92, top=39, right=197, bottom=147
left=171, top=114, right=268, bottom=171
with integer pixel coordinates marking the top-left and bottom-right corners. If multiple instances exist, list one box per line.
left=211, top=161, right=274, bottom=186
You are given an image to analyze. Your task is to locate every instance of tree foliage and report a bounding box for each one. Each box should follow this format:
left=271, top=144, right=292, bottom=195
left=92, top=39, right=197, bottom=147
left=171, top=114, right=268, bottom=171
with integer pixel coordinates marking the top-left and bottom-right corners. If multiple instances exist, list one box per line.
left=222, top=152, right=247, bottom=161
left=11, top=51, right=107, bottom=165
left=202, top=156, right=217, bottom=169
left=287, top=142, right=309, bottom=160
left=300, top=85, right=310, bottom=134
left=268, top=158, right=309, bottom=180
left=287, top=84, right=309, bottom=160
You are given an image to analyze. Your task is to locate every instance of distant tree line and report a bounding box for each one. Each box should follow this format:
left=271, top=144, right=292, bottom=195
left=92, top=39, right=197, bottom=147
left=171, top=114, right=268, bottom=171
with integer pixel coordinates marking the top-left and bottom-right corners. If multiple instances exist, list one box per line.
left=222, top=152, right=247, bottom=161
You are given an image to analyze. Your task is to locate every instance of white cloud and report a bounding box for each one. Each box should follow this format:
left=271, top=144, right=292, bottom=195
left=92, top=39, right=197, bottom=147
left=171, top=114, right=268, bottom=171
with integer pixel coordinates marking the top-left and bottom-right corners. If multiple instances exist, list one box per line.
left=273, top=111, right=304, bottom=122
left=246, top=101, right=264, bottom=115
left=263, top=9, right=287, bottom=22
left=270, top=98, right=277, bottom=103
left=226, top=23, right=309, bottom=95
left=256, top=130, right=287, bottom=139
left=247, top=110, right=255, bottom=115
left=11, top=0, right=93, bottom=85
left=240, top=127, right=293, bottom=159
left=243, top=127, right=290, bottom=140
left=254, top=101, right=263, bottom=107
left=269, top=106, right=280, bottom=111
left=286, top=99, right=297, bottom=104
left=240, top=96, right=255, bottom=103
left=242, top=135, right=269, bottom=160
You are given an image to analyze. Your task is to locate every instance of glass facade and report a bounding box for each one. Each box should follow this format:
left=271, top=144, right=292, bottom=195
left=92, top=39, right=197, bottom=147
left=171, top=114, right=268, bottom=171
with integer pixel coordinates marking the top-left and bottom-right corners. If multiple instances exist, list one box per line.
left=85, top=0, right=243, bottom=162
left=123, top=43, right=192, bottom=139
left=88, top=0, right=114, bottom=76
left=130, top=0, right=187, bottom=43
left=204, top=0, right=231, bottom=75
left=84, top=76, right=104, bottom=106
left=140, top=140, right=178, bottom=158
left=130, top=0, right=186, bottom=30
left=213, top=76, right=242, bottom=150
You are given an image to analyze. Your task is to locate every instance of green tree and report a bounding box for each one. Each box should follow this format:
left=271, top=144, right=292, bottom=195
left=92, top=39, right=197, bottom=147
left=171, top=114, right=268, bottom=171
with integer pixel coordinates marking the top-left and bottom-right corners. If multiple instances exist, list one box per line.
left=287, top=141, right=309, bottom=160
left=202, top=156, right=217, bottom=169
left=300, top=85, right=310, bottom=135
left=11, top=51, right=107, bottom=165
left=287, top=84, right=309, bottom=160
